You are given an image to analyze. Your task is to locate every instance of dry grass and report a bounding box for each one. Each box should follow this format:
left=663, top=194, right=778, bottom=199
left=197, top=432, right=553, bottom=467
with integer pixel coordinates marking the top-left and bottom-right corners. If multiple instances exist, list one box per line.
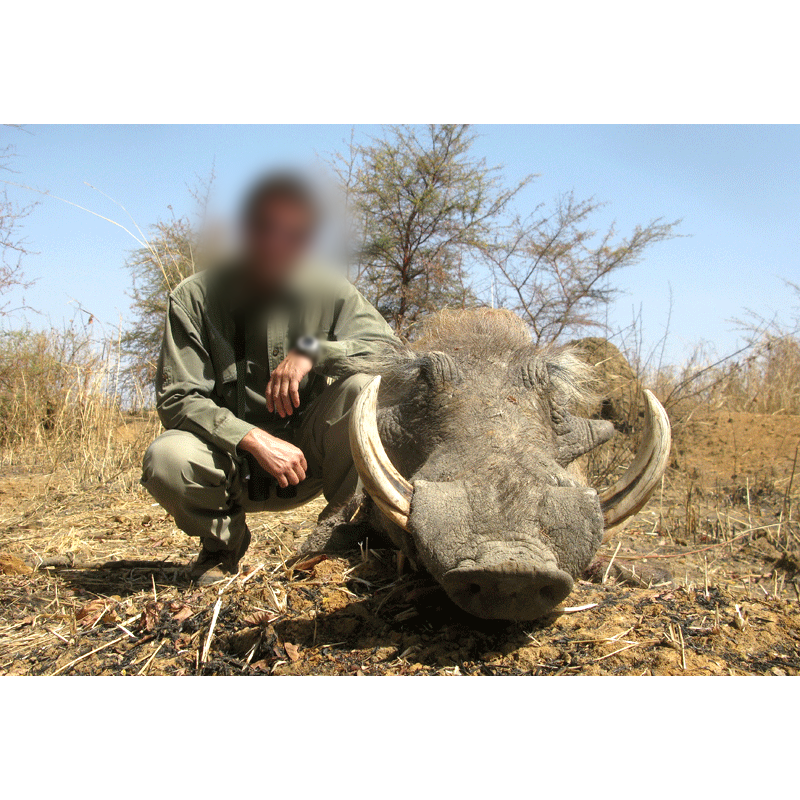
left=0, top=323, right=798, bottom=676
left=0, top=420, right=798, bottom=676
left=650, top=333, right=800, bottom=422
left=0, top=323, right=159, bottom=491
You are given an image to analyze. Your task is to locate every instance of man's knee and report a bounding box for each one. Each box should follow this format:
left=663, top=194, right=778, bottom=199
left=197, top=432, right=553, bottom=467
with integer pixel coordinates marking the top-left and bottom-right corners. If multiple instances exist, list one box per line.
left=142, top=432, right=188, bottom=496
left=142, top=430, right=244, bottom=541
left=302, top=373, right=372, bottom=435
left=142, top=430, right=226, bottom=501
left=337, top=373, right=373, bottom=408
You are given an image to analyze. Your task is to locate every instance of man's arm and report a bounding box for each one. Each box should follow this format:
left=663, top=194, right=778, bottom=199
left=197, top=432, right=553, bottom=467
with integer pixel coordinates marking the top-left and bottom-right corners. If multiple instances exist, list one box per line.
left=156, top=295, right=255, bottom=456
left=266, top=277, right=396, bottom=417
left=314, top=279, right=396, bottom=376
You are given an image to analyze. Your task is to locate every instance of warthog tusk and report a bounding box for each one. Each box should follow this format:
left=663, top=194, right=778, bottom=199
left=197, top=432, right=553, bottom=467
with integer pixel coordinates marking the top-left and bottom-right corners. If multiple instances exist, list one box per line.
left=600, top=389, right=671, bottom=529
left=349, top=376, right=413, bottom=531
left=352, top=377, right=670, bottom=534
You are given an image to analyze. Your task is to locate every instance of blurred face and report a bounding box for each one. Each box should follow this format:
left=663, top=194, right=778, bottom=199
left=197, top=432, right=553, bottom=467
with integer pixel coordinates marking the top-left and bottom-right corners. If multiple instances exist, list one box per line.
left=242, top=196, right=315, bottom=291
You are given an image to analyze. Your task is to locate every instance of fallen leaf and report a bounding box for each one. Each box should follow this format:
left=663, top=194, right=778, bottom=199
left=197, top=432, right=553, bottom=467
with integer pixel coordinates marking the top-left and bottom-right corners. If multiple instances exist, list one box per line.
left=284, top=642, right=300, bottom=662
left=168, top=601, right=193, bottom=623
left=0, top=554, right=33, bottom=575
left=225, top=628, right=262, bottom=657
left=139, top=600, right=164, bottom=632
left=75, top=600, right=101, bottom=622
left=76, top=599, right=118, bottom=627
left=243, top=610, right=277, bottom=627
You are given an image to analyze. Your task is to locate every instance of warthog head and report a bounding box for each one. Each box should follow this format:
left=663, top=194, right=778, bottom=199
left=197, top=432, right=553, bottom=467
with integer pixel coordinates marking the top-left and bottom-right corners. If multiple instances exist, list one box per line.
left=348, top=309, right=671, bottom=621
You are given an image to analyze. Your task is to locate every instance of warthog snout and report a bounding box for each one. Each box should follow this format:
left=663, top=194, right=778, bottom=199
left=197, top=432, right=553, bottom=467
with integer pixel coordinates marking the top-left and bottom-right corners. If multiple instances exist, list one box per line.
left=443, top=561, right=573, bottom=620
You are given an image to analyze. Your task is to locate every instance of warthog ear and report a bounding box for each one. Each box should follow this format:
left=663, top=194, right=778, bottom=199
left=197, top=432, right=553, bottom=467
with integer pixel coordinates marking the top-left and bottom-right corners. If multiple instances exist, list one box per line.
left=416, top=351, right=463, bottom=387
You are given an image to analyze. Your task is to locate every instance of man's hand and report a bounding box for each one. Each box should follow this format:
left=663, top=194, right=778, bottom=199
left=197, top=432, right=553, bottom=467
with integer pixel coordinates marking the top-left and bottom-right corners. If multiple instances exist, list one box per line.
left=266, top=352, right=313, bottom=418
left=238, top=428, right=308, bottom=488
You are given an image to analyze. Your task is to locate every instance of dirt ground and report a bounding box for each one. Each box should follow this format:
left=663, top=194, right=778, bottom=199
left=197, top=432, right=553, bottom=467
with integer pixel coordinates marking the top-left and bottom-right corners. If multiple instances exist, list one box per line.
left=1, top=410, right=798, bottom=676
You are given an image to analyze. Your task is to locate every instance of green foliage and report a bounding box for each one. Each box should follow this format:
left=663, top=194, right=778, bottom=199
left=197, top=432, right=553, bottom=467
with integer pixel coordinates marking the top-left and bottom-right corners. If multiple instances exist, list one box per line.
left=121, top=213, right=198, bottom=389
left=331, top=125, right=679, bottom=344
left=329, top=125, right=533, bottom=337
left=487, top=193, right=680, bottom=345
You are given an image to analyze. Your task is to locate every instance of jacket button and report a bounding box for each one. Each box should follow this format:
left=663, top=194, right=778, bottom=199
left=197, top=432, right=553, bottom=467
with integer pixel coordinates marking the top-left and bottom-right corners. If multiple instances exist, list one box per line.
left=272, top=348, right=280, bottom=357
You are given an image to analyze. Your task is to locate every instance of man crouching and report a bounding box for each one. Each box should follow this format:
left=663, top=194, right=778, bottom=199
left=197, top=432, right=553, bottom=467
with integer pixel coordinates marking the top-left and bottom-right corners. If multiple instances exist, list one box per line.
left=141, top=173, right=396, bottom=585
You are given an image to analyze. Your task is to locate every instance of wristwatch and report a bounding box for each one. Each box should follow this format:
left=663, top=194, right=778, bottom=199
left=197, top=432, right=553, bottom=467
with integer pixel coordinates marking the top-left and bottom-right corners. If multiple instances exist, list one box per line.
left=294, top=335, right=321, bottom=363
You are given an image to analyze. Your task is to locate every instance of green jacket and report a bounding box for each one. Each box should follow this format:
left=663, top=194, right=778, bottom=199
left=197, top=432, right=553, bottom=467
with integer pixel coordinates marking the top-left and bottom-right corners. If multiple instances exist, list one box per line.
left=155, top=263, right=396, bottom=456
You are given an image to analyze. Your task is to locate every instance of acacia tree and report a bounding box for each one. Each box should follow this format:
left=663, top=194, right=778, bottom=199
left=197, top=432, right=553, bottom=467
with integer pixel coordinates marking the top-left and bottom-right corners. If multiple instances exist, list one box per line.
left=0, top=131, right=36, bottom=313
left=328, top=125, right=533, bottom=337
left=331, top=125, right=678, bottom=342
left=486, top=192, right=679, bottom=345
left=122, top=174, right=214, bottom=390
left=122, top=215, right=197, bottom=389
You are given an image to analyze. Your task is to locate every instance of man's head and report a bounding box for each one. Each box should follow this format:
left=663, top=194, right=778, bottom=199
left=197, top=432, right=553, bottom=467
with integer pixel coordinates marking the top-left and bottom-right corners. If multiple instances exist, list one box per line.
left=240, top=172, right=320, bottom=292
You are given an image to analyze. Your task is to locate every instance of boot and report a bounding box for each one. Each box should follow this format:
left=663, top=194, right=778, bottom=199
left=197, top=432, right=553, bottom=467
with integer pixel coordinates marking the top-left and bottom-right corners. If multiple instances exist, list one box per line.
left=189, top=527, right=252, bottom=587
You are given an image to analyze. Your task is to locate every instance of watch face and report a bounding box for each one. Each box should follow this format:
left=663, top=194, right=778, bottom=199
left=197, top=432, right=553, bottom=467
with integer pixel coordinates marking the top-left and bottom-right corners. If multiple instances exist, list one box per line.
left=297, top=335, right=320, bottom=357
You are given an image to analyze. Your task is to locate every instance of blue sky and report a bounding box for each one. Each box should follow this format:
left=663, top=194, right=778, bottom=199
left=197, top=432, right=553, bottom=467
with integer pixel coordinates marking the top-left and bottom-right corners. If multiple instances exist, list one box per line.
left=3, top=124, right=798, bottom=364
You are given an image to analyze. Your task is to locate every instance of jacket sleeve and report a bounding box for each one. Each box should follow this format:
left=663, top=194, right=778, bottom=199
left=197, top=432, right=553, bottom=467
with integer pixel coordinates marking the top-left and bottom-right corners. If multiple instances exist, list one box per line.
left=314, top=280, right=397, bottom=377
left=155, top=295, right=254, bottom=456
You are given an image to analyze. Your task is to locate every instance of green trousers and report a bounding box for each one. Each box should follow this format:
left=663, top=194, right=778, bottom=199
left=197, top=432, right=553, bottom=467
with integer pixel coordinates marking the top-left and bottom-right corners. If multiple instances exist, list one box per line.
left=141, top=373, right=370, bottom=555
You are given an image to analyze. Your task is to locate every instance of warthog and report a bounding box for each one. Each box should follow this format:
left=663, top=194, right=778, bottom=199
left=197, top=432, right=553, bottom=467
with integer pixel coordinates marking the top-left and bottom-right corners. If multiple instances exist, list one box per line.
left=569, top=336, right=643, bottom=432
left=304, top=309, right=670, bottom=621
